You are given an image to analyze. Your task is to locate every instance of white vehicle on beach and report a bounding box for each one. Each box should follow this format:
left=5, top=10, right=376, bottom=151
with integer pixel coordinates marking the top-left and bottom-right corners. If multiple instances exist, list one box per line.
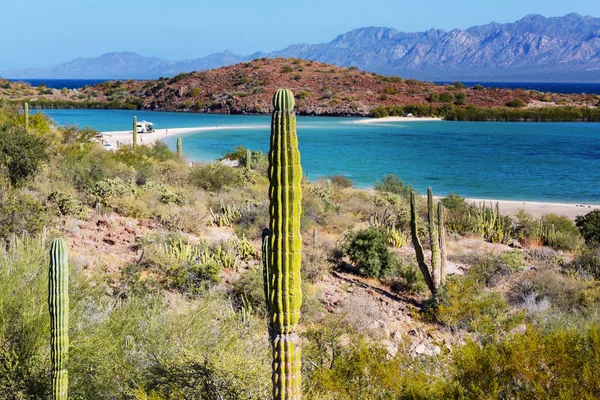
left=103, top=142, right=117, bottom=151
left=136, top=121, right=154, bottom=133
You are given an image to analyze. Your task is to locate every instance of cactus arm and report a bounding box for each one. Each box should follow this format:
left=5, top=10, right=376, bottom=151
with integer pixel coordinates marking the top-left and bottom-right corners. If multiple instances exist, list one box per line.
left=428, top=188, right=441, bottom=287
left=438, top=201, right=447, bottom=285
left=132, top=116, right=137, bottom=149
left=48, top=238, right=69, bottom=400
left=246, top=149, right=252, bottom=171
left=266, top=89, right=302, bottom=399
left=410, top=192, right=436, bottom=295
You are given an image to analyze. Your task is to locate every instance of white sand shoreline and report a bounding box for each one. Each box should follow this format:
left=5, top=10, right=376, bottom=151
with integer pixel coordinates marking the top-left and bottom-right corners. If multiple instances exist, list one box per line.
left=100, top=125, right=262, bottom=146
left=353, top=116, right=443, bottom=124
left=464, top=197, right=599, bottom=219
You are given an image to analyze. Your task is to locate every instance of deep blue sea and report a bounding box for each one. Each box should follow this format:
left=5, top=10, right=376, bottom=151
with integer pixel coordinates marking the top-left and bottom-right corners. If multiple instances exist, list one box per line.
left=8, top=78, right=600, bottom=95
left=42, top=109, right=600, bottom=203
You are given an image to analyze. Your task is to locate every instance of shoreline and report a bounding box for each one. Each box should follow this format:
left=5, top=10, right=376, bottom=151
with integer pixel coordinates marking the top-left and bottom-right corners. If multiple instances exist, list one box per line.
left=100, top=125, right=261, bottom=145
left=353, top=116, right=443, bottom=124
left=464, top=197, right=599, bottom=219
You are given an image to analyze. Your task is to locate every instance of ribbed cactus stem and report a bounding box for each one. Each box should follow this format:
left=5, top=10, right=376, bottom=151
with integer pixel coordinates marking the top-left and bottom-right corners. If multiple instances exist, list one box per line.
left=428, top=188, right=441, bottom=287
left=48, top=238, right=69, bottom=400
left=246, top=149, right=252, bottom=171
left=132, top=116, right=137, bottom=149
left=264, top=89, right=302, bottom=399
left=24, top=102, right=29, bottom=130
left=438, top=201, right=447, bottom=285
left=410, top=192, right=435, bottom=294
left=177, top=137, right=182, bottom=157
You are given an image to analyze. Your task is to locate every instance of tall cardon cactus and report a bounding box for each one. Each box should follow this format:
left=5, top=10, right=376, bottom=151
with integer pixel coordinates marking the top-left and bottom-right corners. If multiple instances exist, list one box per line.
left=24, top=102, right=29, bottom=130
left=410, top=188, right=447, bottom=295
left=132, top=116, right=137, bottom=149
left=262, top=89, right=303, bottom=399
left=48, top=238, right=69, bottom=399
left=177, top=137, right=182, bottom=157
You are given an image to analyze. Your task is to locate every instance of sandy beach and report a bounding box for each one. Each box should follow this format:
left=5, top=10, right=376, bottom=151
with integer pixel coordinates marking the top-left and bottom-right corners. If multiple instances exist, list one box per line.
left=100, top=125, right=599, bottom=221
left=353, top=116, right=443, bottom=124
left=100, top=125, right=262, bottom=146
left=465, top=198, right=600, bottom=220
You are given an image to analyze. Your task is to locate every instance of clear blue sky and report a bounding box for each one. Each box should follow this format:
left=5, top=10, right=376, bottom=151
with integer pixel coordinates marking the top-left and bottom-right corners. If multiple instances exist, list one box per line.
left=1, top=0, right=598, bottom=69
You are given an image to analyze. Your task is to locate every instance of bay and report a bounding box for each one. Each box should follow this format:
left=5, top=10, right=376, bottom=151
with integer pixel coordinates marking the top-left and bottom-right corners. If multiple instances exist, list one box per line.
left=42, top=109, right=600, bottom=203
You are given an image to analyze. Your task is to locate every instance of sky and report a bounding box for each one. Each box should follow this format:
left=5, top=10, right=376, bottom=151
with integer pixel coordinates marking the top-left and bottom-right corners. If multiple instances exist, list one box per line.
left=1, top=0, right=599, bottom=70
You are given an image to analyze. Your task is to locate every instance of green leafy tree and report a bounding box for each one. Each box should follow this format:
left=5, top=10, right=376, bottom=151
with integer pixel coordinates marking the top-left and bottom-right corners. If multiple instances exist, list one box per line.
left=576, top=209, right=600, bottom=245
left=0, top=124, right=48, bottom=188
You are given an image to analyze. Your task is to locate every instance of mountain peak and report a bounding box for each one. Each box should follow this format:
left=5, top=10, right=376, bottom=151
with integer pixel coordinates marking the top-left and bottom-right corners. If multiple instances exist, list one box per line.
left=2, top=13, right=599, bottom=82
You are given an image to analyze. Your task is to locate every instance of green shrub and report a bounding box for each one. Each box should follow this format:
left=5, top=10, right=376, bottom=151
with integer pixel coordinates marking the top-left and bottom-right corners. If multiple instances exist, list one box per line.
left=576, top=209, right=600, bottom=245
left=0, top=193, right=50, bottom=238
left=0, top=124, right=49, bottom=187
left=436, top=276, right=523, bottom=338
left=47, top=190, right=87, bottom=219
left=344, top=227, right=395, bottom=278
left=569, top=247, right=600, bottom=280
left=374, top=174, right=414, bottom=199
left=188, top=163, right=239, bottom=192
left=86, top=177, right=136, bottom=204
left=506, top=98, right=527, bottom=108
left=541, top=213, right=582, bottom=251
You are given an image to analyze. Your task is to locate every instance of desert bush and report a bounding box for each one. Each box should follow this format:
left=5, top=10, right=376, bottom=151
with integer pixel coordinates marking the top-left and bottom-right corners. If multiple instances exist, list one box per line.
left=506, top=98, right=526, bottom=108
left=344, top=227, right=396, bottom=278
left=86, top=177, right=136, bottom=204
left=436, top=276, right=524, bottom=338
left=0, top=124, right=49, bottom=187
left=374, top=174, right=414, bottom=199
left=327, top=175, right=353, bottom=188
left=540, top=213, right=582, bottom=251
left=303, top=242, right=335, bottom=283
left=47, top=190, right=87, bottom=219
left=143, top=235, right=221, bottom=292
left=0, top=192, right=50, bottom=238
left=451, top=324, right=600, bottom=399
left=576, top=209, right=600, bottom=245
left=188, top=163, right=239, bottom=192
left=386, top=256, right=427, bottom=295
left=510, top=269, right=600, bottom=313
left=569, top=247, right=600, bottom=280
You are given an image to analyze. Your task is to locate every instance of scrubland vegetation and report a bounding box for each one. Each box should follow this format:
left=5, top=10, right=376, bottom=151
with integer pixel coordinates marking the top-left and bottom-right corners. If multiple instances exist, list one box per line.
left=1, top=103, right=600, bottom=398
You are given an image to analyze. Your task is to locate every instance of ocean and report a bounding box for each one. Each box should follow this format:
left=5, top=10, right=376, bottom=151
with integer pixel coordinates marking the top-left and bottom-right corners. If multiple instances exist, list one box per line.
left=9, top=78, right=600, bottom=95
left=42, top=109, right=600, bottom=203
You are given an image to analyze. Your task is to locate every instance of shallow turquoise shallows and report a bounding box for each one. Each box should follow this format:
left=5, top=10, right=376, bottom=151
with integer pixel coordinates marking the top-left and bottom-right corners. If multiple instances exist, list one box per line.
left=43, top=109, right=600, bottom=203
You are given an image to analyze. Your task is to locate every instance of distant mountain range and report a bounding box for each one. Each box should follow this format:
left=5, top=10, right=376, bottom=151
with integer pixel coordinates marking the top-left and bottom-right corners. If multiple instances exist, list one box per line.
left=2, top=13, right=600, bottom=82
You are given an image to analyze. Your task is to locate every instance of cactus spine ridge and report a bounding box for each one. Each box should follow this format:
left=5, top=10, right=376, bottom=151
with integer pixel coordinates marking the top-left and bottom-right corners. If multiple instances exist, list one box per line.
left=49, top=238, right=69, bottom=399
left=263, top=88, right=302, bottom=399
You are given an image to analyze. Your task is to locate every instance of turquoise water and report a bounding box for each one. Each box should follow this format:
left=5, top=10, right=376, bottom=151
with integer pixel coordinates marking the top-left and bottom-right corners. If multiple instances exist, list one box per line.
left=42, top=109, right=600, bottom=203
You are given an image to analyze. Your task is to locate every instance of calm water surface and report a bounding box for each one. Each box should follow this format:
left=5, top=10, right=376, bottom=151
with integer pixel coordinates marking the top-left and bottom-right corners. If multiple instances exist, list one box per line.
left=42, top=109, right=600, bottom=203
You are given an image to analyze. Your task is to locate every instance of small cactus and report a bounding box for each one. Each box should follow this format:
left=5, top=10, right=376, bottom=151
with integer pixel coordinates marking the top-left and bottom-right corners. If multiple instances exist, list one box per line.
left=263, top=89, right=303, bottom=399
left=48, top=238, right=69, bottom=399
left=177, top=137, right=182, bottom=157
left=24, top=102, right=29, bottom=130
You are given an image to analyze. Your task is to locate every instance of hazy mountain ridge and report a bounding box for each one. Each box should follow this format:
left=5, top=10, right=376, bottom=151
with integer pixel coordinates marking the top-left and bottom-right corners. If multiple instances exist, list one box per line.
left=3, top=13, right=600, bottom=81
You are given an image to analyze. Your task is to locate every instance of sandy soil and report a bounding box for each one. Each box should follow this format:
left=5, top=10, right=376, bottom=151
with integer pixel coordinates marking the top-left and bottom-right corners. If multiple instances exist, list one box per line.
left=353, top=116, right=443, bottom=124
left=465, top=198, right=600, bottom=220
